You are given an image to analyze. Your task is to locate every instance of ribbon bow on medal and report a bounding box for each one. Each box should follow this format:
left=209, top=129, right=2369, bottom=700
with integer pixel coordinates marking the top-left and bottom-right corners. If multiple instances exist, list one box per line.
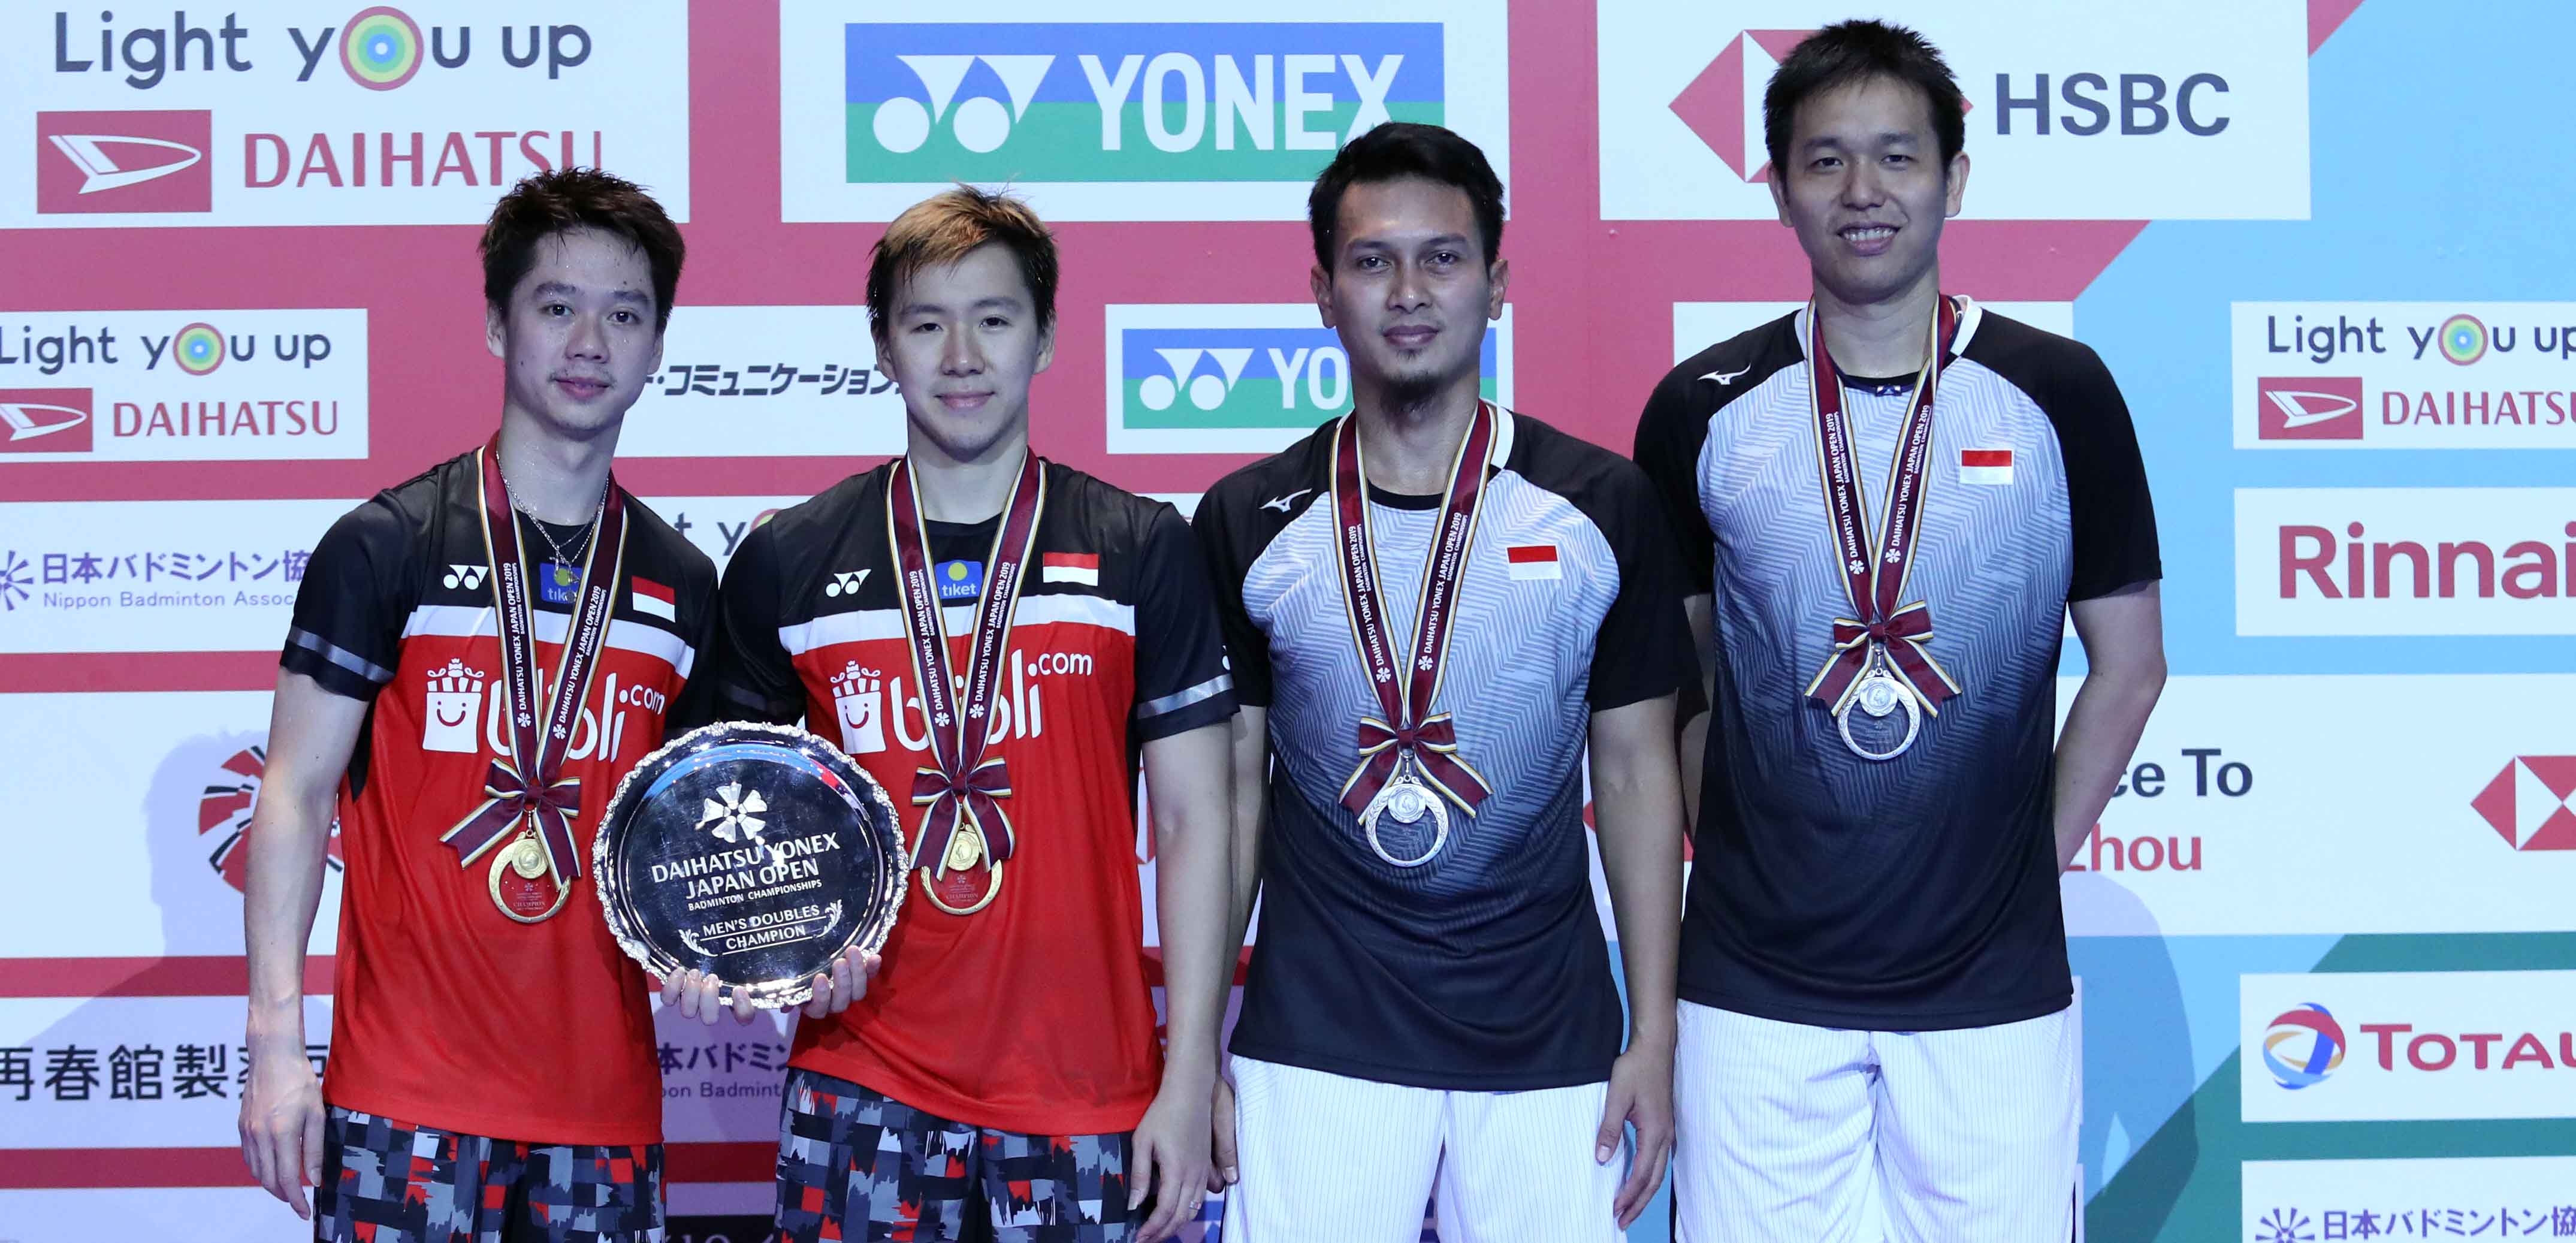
left=1331, top=405, right=1499, bottom=867
left=1799, top=297, right=1965, bottom=761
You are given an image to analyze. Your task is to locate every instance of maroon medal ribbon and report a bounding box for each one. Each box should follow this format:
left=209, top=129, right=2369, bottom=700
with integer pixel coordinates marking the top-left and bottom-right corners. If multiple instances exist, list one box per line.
left=440, top=438, right=628, bottom=883
left=1331, top=403, right=1497, bottom=818
left=884, top=451, right=1044, bottom=880
left=1801, top=296, right=1965, bottom=716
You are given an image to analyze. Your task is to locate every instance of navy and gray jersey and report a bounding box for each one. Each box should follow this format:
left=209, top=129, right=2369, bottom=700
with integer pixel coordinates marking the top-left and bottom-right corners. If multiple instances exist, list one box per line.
left=1195, top=410, right=1694, bottom=1090
left=1635, top=298, right=2161, bottom=1031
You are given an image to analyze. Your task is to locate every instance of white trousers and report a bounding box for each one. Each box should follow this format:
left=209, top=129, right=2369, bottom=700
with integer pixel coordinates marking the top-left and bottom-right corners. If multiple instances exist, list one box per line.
left=1672, top=1000, right=2077, bottom=1243
left=1222, top=1055, right=1626, bottom=1242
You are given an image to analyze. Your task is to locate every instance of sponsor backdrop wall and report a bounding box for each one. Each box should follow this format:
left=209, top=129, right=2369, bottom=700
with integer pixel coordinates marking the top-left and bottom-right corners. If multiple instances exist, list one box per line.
left=1, top=2, right=2568, bottom=1240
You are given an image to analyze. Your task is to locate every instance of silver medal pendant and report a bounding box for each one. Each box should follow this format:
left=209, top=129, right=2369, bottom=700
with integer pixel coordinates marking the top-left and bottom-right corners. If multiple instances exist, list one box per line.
left=1360, top=761, right=1450, bottom=868
left=1836, top=667, right=1921, bottom=761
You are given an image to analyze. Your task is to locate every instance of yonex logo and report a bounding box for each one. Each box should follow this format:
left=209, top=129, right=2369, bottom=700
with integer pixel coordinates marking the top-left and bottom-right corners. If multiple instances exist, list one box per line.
left=2255, top=376, right=2364, bottom=441
left=824, top=569, right=870, bottom=598
left=1140, top=347, right=1258, bottom=413
left=35, top=110, right=213, bottom=213
left=442, top=564, right=489, bottom=591
left=845, top=23, right=1442, bottom=185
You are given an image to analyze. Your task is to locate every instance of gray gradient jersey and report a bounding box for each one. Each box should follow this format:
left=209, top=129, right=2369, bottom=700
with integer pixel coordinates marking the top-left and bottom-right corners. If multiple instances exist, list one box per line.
left=1194, top=411, right=1693, bottom=1090
left=1635, top=300, right=2161, bottom=1031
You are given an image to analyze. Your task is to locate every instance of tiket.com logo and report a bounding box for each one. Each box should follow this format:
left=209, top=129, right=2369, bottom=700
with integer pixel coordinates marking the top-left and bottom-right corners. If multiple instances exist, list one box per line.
left=845, top=23, right=1439, bottom=183
left=1667, top=30, right=1813, bottom=181
left=830, top=662, right=887, bottom=755
left=2261, top=1003, right=2346, bottom=1090
left=2472, top=756, right=2576, bottom=852
left=422, top=658, right=488, bottom=754
left=35, top=110, right=212, bottom=213
left=2257, top=376, right=2364, bottom=441
left=199, top=743, right=345, bottom=892
left=0, top=389, right=94, bottom=452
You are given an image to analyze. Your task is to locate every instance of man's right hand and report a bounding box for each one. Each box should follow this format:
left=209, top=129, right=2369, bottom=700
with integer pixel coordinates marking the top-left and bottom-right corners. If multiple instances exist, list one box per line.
left=238, top=1048, right=325, bottom=1219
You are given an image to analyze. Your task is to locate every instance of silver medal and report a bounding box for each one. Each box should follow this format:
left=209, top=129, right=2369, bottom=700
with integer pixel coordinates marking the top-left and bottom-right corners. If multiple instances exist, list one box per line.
left=1836, top=665, right=1921, bottom=761
left=1360, top=761, right=1449, bottom=868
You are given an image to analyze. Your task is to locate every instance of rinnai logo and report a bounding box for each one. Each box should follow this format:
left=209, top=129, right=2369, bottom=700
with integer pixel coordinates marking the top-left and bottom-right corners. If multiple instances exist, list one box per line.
left=2257, top=376, right=2364, bottom=440
left=422, top=658, right=488, bottom=753
left=845, top=23, right=1442, bottom=183
left=2274, top=520, right=2576, bottom=601
left=1667, top=29, right=1812, bottom=181
left=35, top=111, right=213, bottom=213
left=830, top=662, right=887, bottom=755
left=2472, top=756, right=2576, bottom=852
left=0, top=389, right=95, bottom=452
left=2261, top=1003, right=2346, bottom=1090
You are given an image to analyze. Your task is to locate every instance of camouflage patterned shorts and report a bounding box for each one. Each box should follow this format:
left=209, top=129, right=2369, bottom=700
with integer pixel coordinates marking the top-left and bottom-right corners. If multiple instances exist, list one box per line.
left=774, top=1067, right=1138, bottom=1242
left=315, top=1106, right=664, bottom=1243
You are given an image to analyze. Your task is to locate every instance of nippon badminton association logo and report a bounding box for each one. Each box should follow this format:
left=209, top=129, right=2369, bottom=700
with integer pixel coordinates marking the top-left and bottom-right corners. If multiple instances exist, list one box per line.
left=2261, top=1003, right=2348, bottom=1090
left=35, top=110, right=213, bottom=215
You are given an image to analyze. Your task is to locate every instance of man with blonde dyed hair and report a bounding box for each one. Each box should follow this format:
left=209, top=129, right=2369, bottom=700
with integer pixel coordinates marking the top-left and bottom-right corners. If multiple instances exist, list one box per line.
left=697, top=187, right=1238, bottom=1243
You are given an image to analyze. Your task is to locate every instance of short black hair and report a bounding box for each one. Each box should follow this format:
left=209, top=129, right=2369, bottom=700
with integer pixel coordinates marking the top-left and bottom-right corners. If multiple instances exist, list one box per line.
left=480, top=167, right=685, bottom=332
left=866, top=185, right=1058, bottom=349
left=1306, top=122, right=1505, bottom=273
left=1763, top=20, right=1967, bottom=177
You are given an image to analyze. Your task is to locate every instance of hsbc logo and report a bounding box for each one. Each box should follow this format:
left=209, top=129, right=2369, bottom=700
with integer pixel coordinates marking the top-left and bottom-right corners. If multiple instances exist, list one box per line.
left=2472, top=756, right=2576, bottom=852
left=1667, top=29, right=1812, bottom=182
left=35, top=110, right=212, bottom=214
left=2256, top=376, right=2364, bottom=440
left=0, top=389, right=94, bottom=453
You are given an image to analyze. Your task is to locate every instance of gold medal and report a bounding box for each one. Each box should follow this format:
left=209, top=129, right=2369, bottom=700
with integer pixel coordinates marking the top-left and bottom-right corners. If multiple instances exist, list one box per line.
left=488, top=829, right=569, bottom=923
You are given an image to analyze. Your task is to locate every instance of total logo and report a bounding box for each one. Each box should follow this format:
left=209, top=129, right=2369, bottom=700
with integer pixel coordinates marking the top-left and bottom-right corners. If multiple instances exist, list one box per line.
left=1106, top=304, right=1510, bottom=453
left=826, top=651, right=1092, bottom=756
left=198, top=742, right=345, bottom=893
left=418, top=657, right=668, bottom=764
left=2260, top=1003, right=2345, bottom=1090
left=843, top=22, right=1443, bottom=185
left=2471, top=755, right=2576, bottom=852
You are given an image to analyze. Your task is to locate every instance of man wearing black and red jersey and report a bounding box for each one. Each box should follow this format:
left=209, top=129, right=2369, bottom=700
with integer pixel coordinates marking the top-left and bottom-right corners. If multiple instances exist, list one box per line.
left=697, top=188, right=1236, bottom=1243
left=237, top=168, right=864, bottom=1242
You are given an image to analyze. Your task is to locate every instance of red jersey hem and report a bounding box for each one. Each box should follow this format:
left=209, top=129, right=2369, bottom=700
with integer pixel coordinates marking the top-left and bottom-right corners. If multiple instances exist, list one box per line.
left=323, top=1081, right=662, bottom=1149
left=787, top=1050, right=1154, bottom=1138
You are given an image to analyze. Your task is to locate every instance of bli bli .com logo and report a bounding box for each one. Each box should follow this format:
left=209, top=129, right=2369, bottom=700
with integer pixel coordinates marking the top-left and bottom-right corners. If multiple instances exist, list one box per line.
left=844, top=22, right=1442, bottom=183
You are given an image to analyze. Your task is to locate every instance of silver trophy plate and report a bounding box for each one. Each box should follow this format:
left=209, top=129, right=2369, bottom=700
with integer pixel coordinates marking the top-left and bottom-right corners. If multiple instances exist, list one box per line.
left=595, top=722, right=907, bottom=1009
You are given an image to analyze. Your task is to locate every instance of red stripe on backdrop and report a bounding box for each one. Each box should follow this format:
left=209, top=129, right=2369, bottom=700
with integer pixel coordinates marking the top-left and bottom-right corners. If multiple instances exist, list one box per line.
left=0, top=1141, right=775, bottom=1190
left=0, top=956, right=333, bottom=998
left=0, top=651, right=280, bottom=695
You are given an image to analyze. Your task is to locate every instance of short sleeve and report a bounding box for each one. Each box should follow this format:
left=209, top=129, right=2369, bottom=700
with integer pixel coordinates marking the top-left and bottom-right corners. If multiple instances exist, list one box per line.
left=1632, top=366, right=1717, bottom=595
left=1131, top=503, right=1238, bottom=740
left=1586, top=467, right=1697, bottom=713
left=2052, top=346, right=2163, bottom=601
left=665, top=556, right=727, bottom=732
left=279, top=498, right=412, bottom=701
left=687, top=523, right=808, bottom=729
left=1189, top=483, right=1273, bottom=709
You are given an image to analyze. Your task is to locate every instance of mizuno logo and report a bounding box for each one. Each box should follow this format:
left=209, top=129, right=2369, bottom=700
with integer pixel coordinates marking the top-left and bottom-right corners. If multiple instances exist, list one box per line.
left=1261, top=488, right=1313, bottom=513
left=1702, top=365, right=1752, bottom=385
left=47, top=133, right=204, bottom=195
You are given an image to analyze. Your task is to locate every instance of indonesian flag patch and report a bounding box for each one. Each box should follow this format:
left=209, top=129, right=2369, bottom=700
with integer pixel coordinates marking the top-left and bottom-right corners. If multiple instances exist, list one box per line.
left=1959, top=448, right=2014, bottom=485
left=1506, top=543, right=1562, bottom=581
left=1041, top=552, right=1100, bottom=586
left=630, top=577, right=676, bottom=621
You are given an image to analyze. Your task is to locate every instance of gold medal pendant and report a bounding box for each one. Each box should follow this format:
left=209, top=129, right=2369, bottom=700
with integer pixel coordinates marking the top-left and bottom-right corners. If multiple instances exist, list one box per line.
left=489, top=829, right=570, bottom=924
left=920, top=822, right=1002, bottom=916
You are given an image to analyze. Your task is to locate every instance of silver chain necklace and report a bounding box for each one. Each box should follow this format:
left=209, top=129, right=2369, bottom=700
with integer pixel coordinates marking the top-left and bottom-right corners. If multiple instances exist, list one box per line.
left=509, top=477, right=606, bottom=569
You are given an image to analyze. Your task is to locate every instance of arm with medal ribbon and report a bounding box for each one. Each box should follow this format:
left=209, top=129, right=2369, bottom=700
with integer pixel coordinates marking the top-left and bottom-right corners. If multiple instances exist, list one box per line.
left=1801, top=296, right=1967, bottom=761
left=1333, top=404, right=1499, bottom=867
